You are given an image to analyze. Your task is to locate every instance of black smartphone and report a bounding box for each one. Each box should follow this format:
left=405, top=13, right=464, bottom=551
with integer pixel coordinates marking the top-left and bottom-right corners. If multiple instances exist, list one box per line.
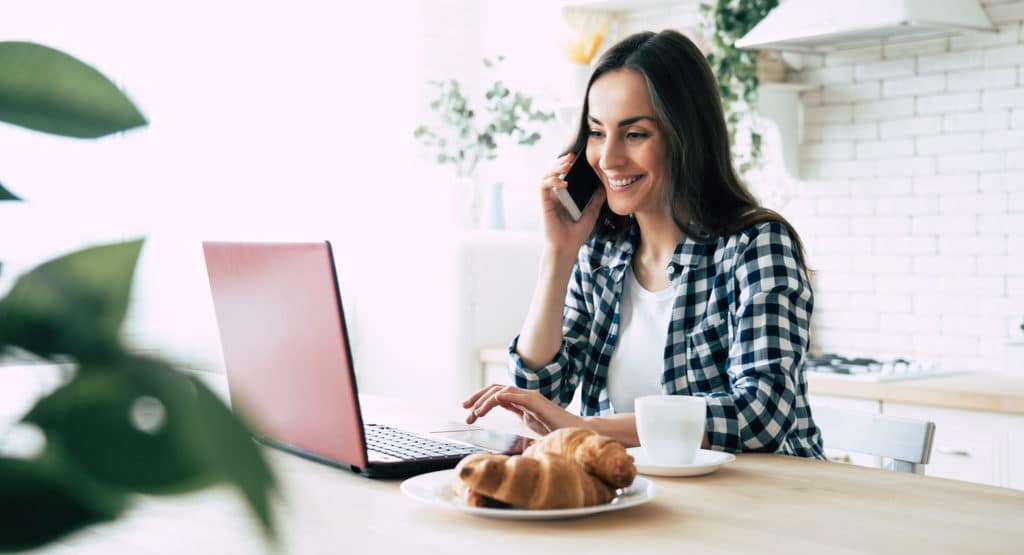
left=555, top=151, right=602, bottom=222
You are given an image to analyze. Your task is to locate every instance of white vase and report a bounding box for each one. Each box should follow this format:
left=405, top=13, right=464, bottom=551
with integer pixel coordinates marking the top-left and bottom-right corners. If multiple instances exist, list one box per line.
left=455, top=176, right=478, bottom=229
left=480, top=182, right=505, bottom=230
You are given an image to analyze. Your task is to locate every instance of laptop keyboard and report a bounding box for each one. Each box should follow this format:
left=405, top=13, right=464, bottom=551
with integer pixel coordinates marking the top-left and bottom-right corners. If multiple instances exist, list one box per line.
left=364, top=424, right=482, bottom=461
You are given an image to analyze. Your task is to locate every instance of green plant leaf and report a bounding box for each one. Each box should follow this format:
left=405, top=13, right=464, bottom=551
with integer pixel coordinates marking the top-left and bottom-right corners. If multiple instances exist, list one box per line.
left=23, top=355, right=277, bottom=539
left=191, top=380, right=276, bottom=539
left=0, top=42, right=147, bottom=138
left=0, top=180, right=20, bottom=201
left=0, top=239, right=143, bottom=362
left=24, top=357, right=217, bottom=494
left=0, top=442, right=128, bottom=552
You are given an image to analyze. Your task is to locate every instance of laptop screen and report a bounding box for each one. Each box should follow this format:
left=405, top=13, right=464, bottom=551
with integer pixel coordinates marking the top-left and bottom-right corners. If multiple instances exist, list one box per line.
left=203, top=241, right=368, bottom=469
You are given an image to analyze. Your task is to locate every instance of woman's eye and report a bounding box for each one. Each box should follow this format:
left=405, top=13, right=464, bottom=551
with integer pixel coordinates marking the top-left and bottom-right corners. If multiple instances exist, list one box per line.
left=587, top=130, right=604, bottom=138
left=626, top=132, right=649, bottom=140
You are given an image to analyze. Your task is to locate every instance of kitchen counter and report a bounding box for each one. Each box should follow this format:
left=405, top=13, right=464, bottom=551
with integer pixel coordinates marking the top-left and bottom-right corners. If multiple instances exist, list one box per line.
left=478, top=348, right=1024, bottom=415
left=807, top=373, right=1024, bottom=415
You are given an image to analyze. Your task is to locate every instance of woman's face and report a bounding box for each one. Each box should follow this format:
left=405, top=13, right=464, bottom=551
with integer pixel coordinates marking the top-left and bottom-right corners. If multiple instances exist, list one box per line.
left=585, top=68, right=668, bottom=218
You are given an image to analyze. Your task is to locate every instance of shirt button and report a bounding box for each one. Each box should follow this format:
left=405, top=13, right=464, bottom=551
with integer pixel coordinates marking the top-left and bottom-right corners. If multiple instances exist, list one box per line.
left=666, top=266, right=675, bottom=277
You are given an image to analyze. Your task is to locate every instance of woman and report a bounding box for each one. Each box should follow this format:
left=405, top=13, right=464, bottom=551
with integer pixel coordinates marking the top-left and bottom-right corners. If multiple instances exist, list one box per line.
left=464, top=30, right=824, bottom=459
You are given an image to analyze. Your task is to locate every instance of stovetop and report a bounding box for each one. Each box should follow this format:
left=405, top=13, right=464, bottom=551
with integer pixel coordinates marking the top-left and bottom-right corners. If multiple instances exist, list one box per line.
left=804, top=353, right=970, bottom=382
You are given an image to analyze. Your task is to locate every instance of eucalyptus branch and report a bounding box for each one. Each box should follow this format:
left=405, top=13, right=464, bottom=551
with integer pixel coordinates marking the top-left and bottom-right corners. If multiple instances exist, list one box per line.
left=415, top=57, right=554, bottom=178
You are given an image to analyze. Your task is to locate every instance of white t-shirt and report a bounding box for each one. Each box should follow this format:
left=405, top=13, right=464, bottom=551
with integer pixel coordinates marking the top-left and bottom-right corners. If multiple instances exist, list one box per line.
left=606, top=266, right=676, bottom=413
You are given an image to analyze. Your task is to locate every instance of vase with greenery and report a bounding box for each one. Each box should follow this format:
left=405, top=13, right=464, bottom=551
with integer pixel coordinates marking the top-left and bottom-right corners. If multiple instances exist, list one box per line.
left=0, top=42, right=275, bottom=552
left=700, top=0, right=780, bottom=177
left=413, top=57, right=554, bottom=228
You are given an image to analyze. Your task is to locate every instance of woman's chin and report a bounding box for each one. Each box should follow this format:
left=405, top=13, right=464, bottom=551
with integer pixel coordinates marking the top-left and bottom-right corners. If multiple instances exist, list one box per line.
left=606, top=199, right=634, bottom=216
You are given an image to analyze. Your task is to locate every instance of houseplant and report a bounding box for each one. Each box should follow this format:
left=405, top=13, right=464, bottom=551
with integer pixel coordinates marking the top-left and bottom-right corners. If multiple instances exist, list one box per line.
left=414, top=56, right=555, bottom=178
left=414, top=57, right=554, bottom=227
left=0, top=42, right=275, bottom=551
left=699, top=0, right=780, bottom=177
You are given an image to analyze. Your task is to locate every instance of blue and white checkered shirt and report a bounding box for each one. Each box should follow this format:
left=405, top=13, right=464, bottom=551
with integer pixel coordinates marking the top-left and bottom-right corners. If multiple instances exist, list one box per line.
left=508, top=219, right=825, bottom=459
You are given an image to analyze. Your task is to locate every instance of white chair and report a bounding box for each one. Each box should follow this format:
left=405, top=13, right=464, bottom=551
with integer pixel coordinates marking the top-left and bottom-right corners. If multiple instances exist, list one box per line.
left=814, top=405, right=936, bottom=474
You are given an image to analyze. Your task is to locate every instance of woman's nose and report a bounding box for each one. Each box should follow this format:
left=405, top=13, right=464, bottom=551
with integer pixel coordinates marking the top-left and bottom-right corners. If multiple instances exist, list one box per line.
left=600, top=137, right=625, bottom=170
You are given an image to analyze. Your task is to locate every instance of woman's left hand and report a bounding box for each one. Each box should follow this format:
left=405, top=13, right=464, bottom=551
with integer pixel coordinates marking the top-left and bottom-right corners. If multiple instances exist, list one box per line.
left=462, top=384, right=585, bottom=436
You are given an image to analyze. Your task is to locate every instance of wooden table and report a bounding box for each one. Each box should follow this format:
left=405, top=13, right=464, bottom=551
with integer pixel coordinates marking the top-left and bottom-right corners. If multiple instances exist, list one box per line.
left=33, top=396, right=1024, bottom=555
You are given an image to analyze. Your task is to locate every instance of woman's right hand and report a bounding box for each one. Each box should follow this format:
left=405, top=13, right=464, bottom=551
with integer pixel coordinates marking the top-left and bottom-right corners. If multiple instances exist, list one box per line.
left=540, top=153, right=606, bottom=258
left=462, top=384, right=586, bottom=436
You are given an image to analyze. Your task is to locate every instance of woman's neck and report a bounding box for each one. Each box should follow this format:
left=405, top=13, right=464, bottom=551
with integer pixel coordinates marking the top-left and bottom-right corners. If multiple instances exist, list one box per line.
left=634, top=210, right=683, bottom=266
left=631, top=210, right=683, bottom=291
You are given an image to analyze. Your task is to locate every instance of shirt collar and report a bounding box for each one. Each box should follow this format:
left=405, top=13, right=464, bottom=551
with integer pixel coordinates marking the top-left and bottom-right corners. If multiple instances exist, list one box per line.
left=595, top=219, right=716, bottom=279
left=671, top=222, right=716, bottom=270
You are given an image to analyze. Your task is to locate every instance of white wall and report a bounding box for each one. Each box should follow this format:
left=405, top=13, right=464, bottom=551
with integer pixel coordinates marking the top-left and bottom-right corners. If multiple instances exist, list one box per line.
left=0, top=2, right=460, bottom=398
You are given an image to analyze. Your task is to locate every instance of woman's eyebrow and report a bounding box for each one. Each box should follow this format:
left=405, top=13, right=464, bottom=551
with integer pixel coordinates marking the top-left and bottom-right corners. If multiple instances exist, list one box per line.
left=587, top=115, right=657, bottom=126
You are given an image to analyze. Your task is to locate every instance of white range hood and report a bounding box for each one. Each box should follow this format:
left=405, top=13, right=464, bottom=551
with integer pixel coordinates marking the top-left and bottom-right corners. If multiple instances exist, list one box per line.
left=735, top=0, right=996, bottom=52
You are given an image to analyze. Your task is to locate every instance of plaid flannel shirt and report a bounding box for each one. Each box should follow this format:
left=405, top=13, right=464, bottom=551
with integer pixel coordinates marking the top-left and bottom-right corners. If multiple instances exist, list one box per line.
left=508, top=219, right=825, bottom=459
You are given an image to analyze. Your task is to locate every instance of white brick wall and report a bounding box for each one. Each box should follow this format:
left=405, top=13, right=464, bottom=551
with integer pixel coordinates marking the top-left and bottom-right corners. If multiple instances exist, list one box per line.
left=785, top=2, right=1024, bottom=371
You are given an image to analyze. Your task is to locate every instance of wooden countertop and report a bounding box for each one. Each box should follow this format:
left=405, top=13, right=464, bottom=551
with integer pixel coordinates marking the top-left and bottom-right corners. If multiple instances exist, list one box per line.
left=808, top=373, right=1024, bottom=415
left=479, top=347, right=1024, bottom=415
left=39, top=396, right=1024, bottom=555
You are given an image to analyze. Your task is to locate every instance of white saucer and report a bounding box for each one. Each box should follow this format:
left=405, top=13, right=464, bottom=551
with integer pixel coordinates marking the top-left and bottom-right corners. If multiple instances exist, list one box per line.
left=400, top=469, right=658, bottom=520
left=627, top=447, right=735, bottom=477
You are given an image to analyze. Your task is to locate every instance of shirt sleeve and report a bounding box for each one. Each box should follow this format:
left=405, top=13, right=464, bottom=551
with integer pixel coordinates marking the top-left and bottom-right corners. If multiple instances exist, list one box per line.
left=696, top=222, right=813, bottom=453
left=506, top=259, right=593, bottom=409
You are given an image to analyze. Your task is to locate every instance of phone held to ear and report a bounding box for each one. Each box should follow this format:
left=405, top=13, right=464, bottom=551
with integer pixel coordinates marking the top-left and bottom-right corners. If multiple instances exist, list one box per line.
left=555, top=152, right=602, bottom=222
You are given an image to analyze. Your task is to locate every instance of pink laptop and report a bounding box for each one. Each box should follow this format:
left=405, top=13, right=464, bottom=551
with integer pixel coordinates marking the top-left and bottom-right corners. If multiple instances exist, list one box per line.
left=202, top=241, right=529, bottom=478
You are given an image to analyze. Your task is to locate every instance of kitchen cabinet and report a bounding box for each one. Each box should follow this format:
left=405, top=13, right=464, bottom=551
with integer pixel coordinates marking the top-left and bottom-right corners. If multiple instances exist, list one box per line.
left=883, top=402, right=1022, bottom=489
left=1009, top=423, right=1024, bottom=491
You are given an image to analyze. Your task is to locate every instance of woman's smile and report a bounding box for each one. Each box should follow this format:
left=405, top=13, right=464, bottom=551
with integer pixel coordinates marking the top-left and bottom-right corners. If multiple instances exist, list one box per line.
left=606, top=174, right=645, bottom=191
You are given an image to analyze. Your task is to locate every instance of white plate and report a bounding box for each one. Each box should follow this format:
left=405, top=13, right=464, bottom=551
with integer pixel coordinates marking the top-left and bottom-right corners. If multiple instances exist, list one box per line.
left=400, top=469, right=658, bottom=520
left=627, top=447, right=735, bottom=477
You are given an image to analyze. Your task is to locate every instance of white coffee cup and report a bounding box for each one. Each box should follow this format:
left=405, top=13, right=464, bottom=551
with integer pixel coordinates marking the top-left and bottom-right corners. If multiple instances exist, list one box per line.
left=634, top=394, right=707, bottom=466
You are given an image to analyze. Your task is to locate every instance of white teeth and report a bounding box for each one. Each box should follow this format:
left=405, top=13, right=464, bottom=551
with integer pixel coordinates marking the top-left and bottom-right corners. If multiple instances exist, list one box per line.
left=609, top=176, right=641, bottom=188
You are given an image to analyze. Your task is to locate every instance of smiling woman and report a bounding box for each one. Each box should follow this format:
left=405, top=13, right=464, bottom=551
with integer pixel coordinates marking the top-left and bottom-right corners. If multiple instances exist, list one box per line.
left=464, top=30, right=824, bottom=460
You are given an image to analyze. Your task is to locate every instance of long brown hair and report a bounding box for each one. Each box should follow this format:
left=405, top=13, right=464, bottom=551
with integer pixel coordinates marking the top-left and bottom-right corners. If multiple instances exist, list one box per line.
left=569, top=30, right=808, bottom=267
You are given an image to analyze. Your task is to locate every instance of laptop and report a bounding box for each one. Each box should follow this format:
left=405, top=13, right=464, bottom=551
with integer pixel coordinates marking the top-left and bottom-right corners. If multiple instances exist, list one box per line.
left=202, top=240, right=531, bottom=478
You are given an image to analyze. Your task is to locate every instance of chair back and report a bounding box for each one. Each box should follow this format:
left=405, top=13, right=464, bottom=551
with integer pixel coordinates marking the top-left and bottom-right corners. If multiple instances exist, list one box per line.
left=814, top=406, right=935, bottom=474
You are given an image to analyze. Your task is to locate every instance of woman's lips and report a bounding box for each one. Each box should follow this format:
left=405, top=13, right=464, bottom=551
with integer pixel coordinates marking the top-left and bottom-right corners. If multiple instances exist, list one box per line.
left=606, top=175, right=643, bottom=191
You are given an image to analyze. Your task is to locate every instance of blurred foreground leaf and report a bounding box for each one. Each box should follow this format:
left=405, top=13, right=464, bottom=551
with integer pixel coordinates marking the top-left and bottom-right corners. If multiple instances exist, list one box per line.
left=0, top=442, right=128, bottom=552
left=23, top=354, right=277, bottom=538
left=192, top=380, right=277, bottom=537
left=0, top=181, right=19, bottom=201
left=0, top=42, right=147, bottom=138
left=0, top=239, right=143, bottom=362
left=25, top=357, right=216, bottom=494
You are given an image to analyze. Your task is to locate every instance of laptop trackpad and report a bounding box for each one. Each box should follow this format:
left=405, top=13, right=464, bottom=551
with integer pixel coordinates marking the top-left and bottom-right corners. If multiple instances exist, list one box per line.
left=433, top=429, right=534, bottom=455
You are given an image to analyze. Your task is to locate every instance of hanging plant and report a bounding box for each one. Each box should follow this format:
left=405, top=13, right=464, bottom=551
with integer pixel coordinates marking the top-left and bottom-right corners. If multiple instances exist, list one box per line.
left=700, top=0, right=779, bottom=177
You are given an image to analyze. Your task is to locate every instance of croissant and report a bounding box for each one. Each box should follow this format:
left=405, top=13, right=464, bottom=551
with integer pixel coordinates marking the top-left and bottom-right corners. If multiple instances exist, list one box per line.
left=452, top=476, right=510, bottom=508
left=454, top=452, right=615, bottom=510
left=523, top=427, right=637, bottom=489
